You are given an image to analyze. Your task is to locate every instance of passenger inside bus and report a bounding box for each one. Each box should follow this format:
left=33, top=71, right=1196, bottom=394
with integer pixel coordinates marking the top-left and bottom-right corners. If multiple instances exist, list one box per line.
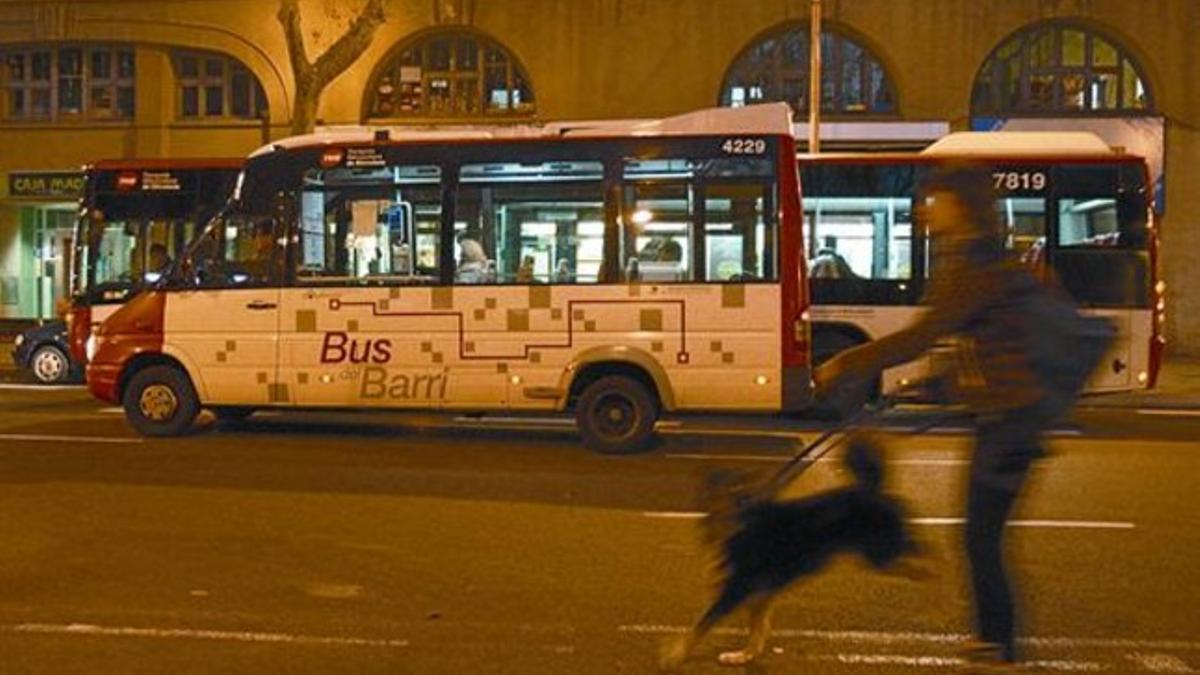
left=455, top=237, right=495, bottom=284
left=809, top=237, right=857, bottom=279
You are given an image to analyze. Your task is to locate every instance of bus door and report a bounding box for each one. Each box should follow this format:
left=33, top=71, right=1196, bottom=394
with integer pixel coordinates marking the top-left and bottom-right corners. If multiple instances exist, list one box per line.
left=170, top=215, right=284, bottom=406
left=281, top=165, right=449, bottom=409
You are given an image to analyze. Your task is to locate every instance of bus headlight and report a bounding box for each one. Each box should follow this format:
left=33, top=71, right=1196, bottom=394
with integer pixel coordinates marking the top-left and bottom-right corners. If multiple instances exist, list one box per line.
left=13, top=333, right=24, bottom=348
left=86, top=335, right=98, bottom=361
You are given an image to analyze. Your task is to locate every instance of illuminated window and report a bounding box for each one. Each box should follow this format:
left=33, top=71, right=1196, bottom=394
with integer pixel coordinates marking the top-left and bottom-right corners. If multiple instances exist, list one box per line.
left=1, top=44, right=134, bottom=121
left=720, top=24, right=895, bottom=116
left=972, top=22, right=1153, bottom=116
left=173, top=50, right=266, bottom=120
left=367, top=31, right=535, bottom=119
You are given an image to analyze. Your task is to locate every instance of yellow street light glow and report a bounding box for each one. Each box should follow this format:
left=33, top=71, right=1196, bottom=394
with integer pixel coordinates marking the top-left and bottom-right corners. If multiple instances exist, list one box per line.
left=631, top=209, right=654, bottom=225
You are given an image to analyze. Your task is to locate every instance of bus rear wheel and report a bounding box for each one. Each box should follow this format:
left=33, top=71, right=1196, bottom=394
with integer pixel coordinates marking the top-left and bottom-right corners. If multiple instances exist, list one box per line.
left=122, top=365, right=200, bottom=437
left=575, top=375, right=659, bottom=455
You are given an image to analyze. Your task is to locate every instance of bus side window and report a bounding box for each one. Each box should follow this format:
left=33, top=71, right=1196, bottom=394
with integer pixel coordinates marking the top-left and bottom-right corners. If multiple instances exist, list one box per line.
left=296, top=165, right=443, bottom=285
left=456, top=161, right=606, bottom=285
left=621, top=159, right=696, bottom=283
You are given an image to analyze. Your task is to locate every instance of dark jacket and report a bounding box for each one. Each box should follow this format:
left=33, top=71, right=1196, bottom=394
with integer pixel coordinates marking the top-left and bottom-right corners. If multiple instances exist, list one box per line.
left=828, top=241, right=1046, bottom=414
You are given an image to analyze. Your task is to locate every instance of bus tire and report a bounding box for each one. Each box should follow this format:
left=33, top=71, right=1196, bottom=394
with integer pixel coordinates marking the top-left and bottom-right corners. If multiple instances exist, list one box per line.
left=122, top=365, right=200, bottom=437
left=811, top=331, right=876, bottom=419
left=575, top=375, right=659, bottom=455
left=212, top=406, right=256, bottom=423
left=30, top=345, right=71, bottom=384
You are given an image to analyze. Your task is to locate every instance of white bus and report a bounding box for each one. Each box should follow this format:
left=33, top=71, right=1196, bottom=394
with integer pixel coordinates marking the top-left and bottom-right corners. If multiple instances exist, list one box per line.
left=801, top=132, right=1164, bottom=405
left=87, top=104, right=814, bottom=453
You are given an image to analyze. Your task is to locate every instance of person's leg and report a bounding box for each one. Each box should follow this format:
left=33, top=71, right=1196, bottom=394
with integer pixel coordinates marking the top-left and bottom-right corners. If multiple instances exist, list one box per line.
left=965, top=412, right=1040, bottom=663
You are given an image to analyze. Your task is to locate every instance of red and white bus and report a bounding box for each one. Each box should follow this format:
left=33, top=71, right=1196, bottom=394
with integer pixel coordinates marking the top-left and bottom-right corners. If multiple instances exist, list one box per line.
left=801, top=132, right=1164, bottom=402
left=69, top=159, right=243, bottom=367
left=86, top=104, right=813, bottom=453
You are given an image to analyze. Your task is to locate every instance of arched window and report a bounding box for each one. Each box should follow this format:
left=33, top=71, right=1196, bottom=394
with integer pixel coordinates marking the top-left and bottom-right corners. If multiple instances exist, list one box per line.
left=972, top=22, right=1152, bottom=116
left=1, top=44, right=135, bottom=121
left=367, top=31, right=535, bottom=120
left=720, top=25, right=895, bottom=116
left=171, top=50, right=267, bottom=120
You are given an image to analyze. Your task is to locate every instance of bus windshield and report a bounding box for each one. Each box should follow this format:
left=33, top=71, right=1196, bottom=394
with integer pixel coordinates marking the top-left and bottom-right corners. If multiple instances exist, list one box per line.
left=73, top=163, right=241, bottom=305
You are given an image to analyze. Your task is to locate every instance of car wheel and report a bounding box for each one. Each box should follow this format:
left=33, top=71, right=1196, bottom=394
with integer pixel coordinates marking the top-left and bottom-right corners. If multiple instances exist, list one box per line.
left=212, top=406, right=255, bottom=422
left=30, top=345, right=71, bottom=384
left=575, top=375, right=659, bottom=454
left=122, top=365, right=200, bottom=437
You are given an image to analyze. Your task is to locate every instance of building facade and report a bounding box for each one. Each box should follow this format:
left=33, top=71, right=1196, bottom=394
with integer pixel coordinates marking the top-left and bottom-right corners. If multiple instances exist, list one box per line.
left=1, top=0, right=1196, bottom=353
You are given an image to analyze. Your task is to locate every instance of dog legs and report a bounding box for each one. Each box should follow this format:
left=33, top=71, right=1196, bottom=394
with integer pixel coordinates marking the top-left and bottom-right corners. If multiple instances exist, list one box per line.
left=659, top=583, right=755, bottom=671
left=717, top=595, right=775, bottom=666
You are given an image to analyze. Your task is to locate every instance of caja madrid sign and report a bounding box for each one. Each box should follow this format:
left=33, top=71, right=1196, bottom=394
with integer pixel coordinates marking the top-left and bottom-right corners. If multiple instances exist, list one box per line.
left=7, top=171, right=85, bottom=199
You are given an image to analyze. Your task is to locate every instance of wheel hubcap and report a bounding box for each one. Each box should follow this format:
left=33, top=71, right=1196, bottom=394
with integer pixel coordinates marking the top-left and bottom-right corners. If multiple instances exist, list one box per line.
left=139, top=384, right=179, bottom=422
left=33, top=350, right=64, bottom=381
left=594, top=393, right=637, bottom=439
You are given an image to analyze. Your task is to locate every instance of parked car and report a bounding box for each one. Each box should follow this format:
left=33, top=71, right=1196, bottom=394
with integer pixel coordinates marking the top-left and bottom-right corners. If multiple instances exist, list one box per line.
left=11, top=321, right=81, bottom=384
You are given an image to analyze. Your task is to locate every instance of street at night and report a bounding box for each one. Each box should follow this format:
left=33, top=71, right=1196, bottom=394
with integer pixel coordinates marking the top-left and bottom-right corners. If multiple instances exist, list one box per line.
left=1, top=384, right=1197, bottom=674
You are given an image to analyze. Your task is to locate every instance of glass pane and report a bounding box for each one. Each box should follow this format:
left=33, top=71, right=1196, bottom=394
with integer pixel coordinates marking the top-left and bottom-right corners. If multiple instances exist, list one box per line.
left=90, top=50, right=111, bottom=80
left=427, top=77, right=451, bottom=114
left=204, top=85, right=224, bottom=116
left=457, top=161, right=605, bottom=284
left=9, top=88, right=25, bottom=116
left=59, top=48, right=82, bottom=76
left=455, top=39, right=478, bottom=70
left=1029, top=29, right=1056, bottom=68
left=428, top=39, right=451, bottom=71
left=1061, top=29, right=1085, bottom=67
left=5, top=53, right=26, bottom=81
left=1123, top=61, right=1147, bottom=109
left=995, top=197, right=1047, bottom=265
left=1093, top=38, right=1119, bottom=67
left=179, top=54, right=198, bottom=79
left=453, top=76, right=479, bottom=114
left=1028, top=74, right=1055, bottom=110
left=231, top=72, right=250, bottom=117
left=89, top=85, right=113, bottom=117
left=205, top=58, right=224, bottom=78
left=58, top=77, right=82, bottom=114
left=31, top=51, right=51, bottom=81
left=116, top=86, right=134, bottom=118
left=705, top=183, right=775, bottom=281
left=31, top=88, right=50, bottom=116
left=1059, top=198, right=1119, bottom=246
left=805, top=197, right=911, bottom=279
left=1061, top=74, right=1086, bottom=111
left=181, top=86, right=199, bottom=116
left=117, top=50, right=135, bottom=79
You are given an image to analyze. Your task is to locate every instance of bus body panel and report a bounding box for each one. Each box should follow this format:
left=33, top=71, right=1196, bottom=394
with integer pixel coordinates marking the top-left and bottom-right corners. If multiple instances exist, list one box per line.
left=270, top=283, right=782, bottom=413
left=163, top=289, right=281, bottom=406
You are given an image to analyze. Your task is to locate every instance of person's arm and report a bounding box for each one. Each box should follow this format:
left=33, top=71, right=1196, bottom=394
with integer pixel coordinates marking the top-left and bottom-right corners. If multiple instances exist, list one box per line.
left=816, top=263, right=1005, bottom=391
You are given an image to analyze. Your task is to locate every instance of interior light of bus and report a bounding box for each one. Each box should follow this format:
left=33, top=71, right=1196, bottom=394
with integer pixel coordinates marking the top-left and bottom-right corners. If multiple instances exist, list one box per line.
left=1137, top=371, right=1149, bottom=385
left=631, top=209, right=654, bottom=225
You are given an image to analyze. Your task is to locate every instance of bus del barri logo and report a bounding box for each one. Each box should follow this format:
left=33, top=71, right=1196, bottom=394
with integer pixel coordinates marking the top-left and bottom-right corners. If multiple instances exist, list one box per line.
left=320, top=331, right=449, bottom=401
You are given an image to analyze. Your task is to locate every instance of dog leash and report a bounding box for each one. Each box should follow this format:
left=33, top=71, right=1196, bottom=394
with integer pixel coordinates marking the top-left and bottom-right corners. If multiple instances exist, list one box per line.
left=764, top=404, right=967, bottom=497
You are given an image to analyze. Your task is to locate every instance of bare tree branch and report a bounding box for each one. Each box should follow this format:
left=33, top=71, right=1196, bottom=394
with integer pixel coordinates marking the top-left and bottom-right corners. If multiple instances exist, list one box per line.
left=311, top=0, right=387, bottom=91
left=277, top=0, right=311, bottom=82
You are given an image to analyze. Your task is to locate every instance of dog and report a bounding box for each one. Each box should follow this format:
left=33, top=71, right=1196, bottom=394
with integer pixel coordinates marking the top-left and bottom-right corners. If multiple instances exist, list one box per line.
left=660, top=434, right=933, bottom=670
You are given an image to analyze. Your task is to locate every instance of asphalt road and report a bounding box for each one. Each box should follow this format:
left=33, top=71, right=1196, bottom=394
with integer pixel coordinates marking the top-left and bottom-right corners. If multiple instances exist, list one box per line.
left=1, top=385, right=1198, bottom=674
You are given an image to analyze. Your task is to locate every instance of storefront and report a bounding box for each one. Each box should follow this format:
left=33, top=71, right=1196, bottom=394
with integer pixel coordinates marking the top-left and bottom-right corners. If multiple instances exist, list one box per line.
left=0, top=171, right=85, bottom=319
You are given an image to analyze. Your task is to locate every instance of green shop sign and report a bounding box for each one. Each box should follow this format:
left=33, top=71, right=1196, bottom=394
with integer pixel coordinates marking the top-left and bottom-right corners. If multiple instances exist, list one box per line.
left=7, top=172, right=85, bottom=199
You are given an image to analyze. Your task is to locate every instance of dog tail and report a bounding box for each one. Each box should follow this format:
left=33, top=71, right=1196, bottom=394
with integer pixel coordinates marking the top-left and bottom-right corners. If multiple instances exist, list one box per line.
left=844, top=433, right=885, bottom=492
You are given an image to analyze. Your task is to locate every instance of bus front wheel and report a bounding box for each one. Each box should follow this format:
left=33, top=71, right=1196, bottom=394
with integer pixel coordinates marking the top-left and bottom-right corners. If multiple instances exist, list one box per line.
left=122, top=365, right=200, bottom=437
left=575, top=375, right=658, bottom=455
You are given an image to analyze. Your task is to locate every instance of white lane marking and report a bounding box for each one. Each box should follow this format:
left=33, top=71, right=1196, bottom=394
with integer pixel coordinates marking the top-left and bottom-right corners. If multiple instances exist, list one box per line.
left=641, top=512, right=1135, bottom=529
left=666, top=453, right=967, bottom=466
left=619, top=624, right=1200, bottom=651
left=0, top=433, right=142, bottom=445
left=0, top=383, right=86, bottom=391
left=7, top=623, right=409, bottom=648
left=1137, top=409, right=1200, bottom=417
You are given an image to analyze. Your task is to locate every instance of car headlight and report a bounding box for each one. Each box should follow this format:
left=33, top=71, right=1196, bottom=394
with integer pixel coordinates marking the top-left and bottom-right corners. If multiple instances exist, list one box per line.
left=86, top=335, right=98, bottom=361
left=13, top=334, right=23, bottom=348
